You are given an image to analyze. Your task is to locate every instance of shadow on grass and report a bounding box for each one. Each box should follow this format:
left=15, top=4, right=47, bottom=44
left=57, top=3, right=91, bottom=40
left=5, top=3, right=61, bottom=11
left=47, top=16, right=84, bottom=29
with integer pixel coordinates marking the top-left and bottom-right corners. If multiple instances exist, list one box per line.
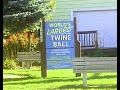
left=3, top=73, right=38, bottom=82
left=3, top=76, right=35, bottom=82
left=4, top=76, right=82, bottom=85
left=4, top=74, right=117, bottom=86
left=88, top=73, right=117, bottom=80
left=55, top=84, right=117, bottom=89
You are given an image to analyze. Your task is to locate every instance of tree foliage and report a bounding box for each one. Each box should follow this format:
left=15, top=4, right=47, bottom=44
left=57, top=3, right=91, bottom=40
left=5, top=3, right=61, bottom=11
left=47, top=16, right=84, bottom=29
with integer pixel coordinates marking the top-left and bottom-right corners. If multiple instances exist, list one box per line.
left=3, top=0, right=56, bottom=34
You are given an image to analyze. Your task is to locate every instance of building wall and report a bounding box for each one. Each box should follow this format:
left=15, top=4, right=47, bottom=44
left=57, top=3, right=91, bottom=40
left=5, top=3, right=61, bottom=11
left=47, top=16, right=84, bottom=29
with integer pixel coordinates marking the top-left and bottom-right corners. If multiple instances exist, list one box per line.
left=53, top=0, right=117, bottom=20
left=73, top=8, right=117, bottom=48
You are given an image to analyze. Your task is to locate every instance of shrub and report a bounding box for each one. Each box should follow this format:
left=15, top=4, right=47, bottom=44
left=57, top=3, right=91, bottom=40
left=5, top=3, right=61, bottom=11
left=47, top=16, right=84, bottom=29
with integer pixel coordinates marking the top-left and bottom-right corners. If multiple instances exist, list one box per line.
left=90, top=48, right=104, bottom=57
left=3, top=32, right=39, bottom=59
left=82, top=48, right=106, bottom=57
left=3, top=58, right=17, bottom=69
left=32, top=61, right=41, bottom=66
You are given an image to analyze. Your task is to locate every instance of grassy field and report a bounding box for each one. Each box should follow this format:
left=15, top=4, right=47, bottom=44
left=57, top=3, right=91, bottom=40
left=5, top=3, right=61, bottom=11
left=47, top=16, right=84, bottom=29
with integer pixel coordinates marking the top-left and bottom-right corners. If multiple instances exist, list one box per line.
left=3, top=69, right=117, bottom=90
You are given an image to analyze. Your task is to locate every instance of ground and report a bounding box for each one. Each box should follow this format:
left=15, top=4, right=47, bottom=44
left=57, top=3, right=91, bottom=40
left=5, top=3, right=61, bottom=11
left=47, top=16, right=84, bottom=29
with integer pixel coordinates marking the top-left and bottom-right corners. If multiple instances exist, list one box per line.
left=3, top=74, right=27, bottom=79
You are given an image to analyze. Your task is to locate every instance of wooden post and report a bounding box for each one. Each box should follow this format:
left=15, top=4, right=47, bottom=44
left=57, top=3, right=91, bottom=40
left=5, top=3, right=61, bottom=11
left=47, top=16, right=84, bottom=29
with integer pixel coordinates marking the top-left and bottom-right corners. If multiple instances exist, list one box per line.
left=41, top=18, right=47, bottom=78
left=28, top=31, right=31, bottom=52
left=95, top=31, right=98, bottom=48
left=74, top=17, right=77, bottom=57
left=74, top=17, right=81, bottom=77
left=26, top=61, right=30, bottom=69
left=22, top=61, right=26, bottom=69
left=80, top=41, right=81, bottom=57
left=83, top=73, right=87, bottom=86
left=22, top=61, right=30, bottom=69
left=28, top=31, right=31, bottom=69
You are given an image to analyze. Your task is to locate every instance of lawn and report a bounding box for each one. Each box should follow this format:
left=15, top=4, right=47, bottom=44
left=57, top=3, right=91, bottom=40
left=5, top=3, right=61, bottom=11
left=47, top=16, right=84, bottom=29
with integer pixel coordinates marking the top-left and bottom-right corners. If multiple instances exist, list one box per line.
left=3, top=69, right=117, bottom=90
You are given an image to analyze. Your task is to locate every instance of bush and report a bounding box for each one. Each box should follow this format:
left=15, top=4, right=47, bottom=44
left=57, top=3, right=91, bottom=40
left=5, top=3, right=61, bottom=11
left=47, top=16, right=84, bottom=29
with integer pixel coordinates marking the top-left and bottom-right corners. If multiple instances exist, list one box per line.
left=82, top=48, right=106, bottom=57
left=91, top=48, right=104, bottom=57
left=32, top=61, right=41, bottom=66
left=3, top=58, right=17, bottom=69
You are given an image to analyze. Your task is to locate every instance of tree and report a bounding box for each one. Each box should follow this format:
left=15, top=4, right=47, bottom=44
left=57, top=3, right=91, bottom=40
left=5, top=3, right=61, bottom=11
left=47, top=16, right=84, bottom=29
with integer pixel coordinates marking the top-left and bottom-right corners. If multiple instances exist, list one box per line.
left=3, top=0, right=56, bottom=34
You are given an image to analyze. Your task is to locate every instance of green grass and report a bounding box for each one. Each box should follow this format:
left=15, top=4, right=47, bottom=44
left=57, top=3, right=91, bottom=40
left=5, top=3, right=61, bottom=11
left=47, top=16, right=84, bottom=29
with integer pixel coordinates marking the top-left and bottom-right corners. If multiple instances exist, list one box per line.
left=3, top=69, right=117, bottom=90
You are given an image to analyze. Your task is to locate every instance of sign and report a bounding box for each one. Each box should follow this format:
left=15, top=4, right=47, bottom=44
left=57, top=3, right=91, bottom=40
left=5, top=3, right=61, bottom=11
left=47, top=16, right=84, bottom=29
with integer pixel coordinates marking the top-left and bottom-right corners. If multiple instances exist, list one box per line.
left=45, top=21, right=75, bottom=69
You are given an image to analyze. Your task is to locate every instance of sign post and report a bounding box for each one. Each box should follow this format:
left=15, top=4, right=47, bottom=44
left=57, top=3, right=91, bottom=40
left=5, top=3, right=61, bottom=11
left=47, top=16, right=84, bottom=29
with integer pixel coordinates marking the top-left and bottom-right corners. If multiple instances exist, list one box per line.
left=40, top=18, right=80, bottom=77
left=74, top=17, right=81, bottom=77
left=41, top=18, right=47, bottom=78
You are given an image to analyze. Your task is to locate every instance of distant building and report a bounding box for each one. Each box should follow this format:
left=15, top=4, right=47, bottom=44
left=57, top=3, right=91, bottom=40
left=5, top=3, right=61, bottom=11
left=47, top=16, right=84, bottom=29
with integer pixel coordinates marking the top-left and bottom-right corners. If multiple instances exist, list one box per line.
left=53, top=0, right=117, bottom=48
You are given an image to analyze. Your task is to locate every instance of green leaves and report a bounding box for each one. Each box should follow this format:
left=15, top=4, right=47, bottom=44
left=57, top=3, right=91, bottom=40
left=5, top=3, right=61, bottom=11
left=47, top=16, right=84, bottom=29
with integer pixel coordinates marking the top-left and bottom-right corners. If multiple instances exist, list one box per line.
left=3, top=0, right=56, bottom=34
